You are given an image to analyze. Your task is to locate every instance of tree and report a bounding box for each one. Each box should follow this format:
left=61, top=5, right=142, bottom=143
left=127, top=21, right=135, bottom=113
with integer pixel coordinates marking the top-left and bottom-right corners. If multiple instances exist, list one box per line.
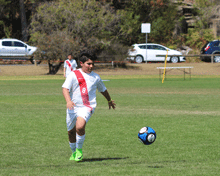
left=0, top=0, right=14, bottom=38
left=30, top=0, right=124, bottom=74
left=116, top=0, right=179, bottom=45
left=19, top=0, right=28, bottom=41
left=182, top=0, right=218, bottom=49
left=0, top=0, right=56, bottom=39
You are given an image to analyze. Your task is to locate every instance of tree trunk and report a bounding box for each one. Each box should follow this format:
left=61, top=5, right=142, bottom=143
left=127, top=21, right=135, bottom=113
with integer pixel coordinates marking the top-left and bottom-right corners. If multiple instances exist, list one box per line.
left=47, top=60, right=63, bottom=75
left=19, top=0, right=28, bottom=42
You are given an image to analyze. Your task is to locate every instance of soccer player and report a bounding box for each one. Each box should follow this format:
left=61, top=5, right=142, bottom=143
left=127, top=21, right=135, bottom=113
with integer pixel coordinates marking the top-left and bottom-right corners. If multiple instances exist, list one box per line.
left=62, top=52, right=116, bottom=161
left=63, top=53, right=78, bottom=78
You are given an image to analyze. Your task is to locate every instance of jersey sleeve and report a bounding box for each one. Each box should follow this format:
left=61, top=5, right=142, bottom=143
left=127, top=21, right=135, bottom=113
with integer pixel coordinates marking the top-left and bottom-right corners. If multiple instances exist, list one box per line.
left=97, top=77, right=107, bottom=92
left=62, top=72, right=74, bottom=90
left=73, top=60, right=78, bottom=70
left=64, top=60, right=67, bottom=68
left=74, top=60, right=78, bottom=68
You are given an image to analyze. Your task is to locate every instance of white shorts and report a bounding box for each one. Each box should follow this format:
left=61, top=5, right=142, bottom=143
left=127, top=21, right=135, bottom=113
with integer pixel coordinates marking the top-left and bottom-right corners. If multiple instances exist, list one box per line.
left=66, top=107, right=95, bottom=131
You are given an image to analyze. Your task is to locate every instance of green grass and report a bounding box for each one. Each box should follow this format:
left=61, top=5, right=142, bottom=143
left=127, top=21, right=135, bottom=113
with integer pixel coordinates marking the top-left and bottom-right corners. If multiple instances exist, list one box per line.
left=0, top=76, right=220, bottom=175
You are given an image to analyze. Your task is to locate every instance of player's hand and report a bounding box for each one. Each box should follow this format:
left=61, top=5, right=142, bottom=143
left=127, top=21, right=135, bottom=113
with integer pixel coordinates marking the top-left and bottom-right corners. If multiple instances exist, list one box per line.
left=108, top=100, right=116, bottom=110
left=67, top=101, right=75, bottom=110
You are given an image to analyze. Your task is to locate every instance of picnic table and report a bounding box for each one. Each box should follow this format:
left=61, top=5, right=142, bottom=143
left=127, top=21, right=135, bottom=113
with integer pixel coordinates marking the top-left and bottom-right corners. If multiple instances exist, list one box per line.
left=156, top=66, right=193, bottom=80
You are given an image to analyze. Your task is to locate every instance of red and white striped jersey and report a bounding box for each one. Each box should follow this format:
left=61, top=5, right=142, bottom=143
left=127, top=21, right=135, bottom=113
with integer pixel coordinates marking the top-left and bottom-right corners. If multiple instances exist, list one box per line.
left=64, top=59, right=78, bottom=77
left=62, top=69, right=107, bottom=111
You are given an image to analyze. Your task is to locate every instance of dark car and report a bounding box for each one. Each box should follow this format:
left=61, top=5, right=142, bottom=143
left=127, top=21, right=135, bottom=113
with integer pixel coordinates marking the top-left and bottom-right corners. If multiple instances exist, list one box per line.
left=200, top=40, right=220, bottom=62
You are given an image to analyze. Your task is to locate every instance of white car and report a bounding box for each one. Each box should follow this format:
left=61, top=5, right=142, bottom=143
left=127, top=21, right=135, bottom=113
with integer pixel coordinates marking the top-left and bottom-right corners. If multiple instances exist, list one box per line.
left=0, top=38, right=37, bottom=57
left=128, top=43, right=185, bottom=63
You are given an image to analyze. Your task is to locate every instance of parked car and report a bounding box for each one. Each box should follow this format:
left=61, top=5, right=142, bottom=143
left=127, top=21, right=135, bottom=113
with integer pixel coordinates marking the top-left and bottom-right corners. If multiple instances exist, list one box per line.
left=0, top=38, right=39, bottom=64
left=200, top=40, right=220, bottom=63
left=127, top=43, right=185, bottom=63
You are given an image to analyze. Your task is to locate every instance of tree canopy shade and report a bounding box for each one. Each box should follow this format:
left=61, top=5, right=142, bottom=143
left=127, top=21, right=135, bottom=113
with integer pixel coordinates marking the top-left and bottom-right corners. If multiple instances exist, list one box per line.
left=0, top=0, right=20, bottom=38
left=0, top=0, right=55, bottom=39
left=30, top=0, right=124, bottom=61
left=117, top=0, right=179, bottom=45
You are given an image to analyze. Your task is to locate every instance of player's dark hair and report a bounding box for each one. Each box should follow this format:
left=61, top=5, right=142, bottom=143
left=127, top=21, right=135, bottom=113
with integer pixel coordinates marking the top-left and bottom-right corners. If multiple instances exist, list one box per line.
left=79, top=51, right=97, bottom=63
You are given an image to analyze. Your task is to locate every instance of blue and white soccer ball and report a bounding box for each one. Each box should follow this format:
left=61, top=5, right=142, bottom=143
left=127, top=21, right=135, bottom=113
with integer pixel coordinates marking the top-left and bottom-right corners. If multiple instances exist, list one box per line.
left=138, top=126, right=156, bottom=145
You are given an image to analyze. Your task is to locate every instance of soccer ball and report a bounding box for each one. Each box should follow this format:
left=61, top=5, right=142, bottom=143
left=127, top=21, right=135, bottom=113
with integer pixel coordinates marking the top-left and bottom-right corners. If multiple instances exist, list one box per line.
left=138, top=126, right=156, bottom=145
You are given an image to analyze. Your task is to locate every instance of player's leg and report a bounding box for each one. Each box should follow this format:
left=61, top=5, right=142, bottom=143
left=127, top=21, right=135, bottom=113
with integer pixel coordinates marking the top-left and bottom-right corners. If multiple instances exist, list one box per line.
left=76, top=116, right=86, bottom=135
left=68, top=126, right=76, bottom=142
left=74, top=108, right=95, bottom=161
left=75, top=116, right=86, bottom=161
left=68, top=126, right=77, bottom=160
left=66, top=112, right=77, bottom=160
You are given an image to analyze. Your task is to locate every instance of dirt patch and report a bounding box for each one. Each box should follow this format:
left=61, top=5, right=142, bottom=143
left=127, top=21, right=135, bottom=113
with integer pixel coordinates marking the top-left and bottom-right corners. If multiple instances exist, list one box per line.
left=0, top=62, right=220, bottom=76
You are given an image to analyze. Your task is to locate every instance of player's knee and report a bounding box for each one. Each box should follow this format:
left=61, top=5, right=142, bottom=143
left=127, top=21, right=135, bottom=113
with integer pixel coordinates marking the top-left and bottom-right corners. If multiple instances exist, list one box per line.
left=68, top=130, right=74, bottom=136
left=76, top=127, right=85, bottom=135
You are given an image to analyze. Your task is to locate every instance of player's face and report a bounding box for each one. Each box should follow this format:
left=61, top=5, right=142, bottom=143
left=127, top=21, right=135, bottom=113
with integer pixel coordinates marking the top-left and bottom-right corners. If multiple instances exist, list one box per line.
left=67, top=55, right=73, bottom=60
left=81, top=59, right=94, bottom=73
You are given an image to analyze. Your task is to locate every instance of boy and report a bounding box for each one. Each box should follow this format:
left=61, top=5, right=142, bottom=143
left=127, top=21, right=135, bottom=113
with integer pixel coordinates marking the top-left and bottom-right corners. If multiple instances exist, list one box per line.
left=62, top=52, right=116, bottom=161
left=63, top=53, right=78, bottom=78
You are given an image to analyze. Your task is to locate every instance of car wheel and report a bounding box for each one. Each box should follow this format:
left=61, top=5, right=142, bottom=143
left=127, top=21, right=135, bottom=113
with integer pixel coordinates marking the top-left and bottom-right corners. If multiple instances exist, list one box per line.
left=170, top=56, right=179, bottom=63
left=214, top=56, right=220, bottom=63
left=135, top=55, right=143, bottom=63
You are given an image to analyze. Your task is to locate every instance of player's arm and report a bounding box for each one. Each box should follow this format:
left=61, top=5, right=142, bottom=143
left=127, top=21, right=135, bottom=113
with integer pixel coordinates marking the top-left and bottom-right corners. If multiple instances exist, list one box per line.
left=101, top=89, right=116, bottom=109
left=63, top=67, right=66, bottom=78
left=62, top=88, right=75, bottom=110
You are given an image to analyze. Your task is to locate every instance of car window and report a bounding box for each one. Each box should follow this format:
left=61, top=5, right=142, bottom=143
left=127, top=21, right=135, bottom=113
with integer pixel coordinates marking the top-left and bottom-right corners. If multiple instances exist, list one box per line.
left=2, top=41, right=12, bottom=46
left=154, top=45, right=166, bottom=50
left=139, top=45, right=146, bottom=49
left=213, top=41, right=219, bottom=47
left=138, top=45, right=154, bottom=49
left=138, top=44, right=167, bottom=50
left=147, top=45, right=154, bottom=49
left=14, top=41, right=25, bottom=47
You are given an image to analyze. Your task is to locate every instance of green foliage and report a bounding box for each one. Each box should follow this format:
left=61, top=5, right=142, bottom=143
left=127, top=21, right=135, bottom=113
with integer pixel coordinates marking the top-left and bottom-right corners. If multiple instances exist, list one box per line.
left=0, top=0, right=12, bottom=38
left=98, top=42, right=130, bottom=61
left=118, top=0, right=179, bottom=45
left=0, top=0, right=10, bottom=6
left=184, top=28, right=214, bottom=49
left=192, top=0, right=217, bottom=30
left=0, top=0, right=50, bottom=39
left=150, top=4, right=178, bottom=44
left=30, top=0, right=122, bottom=61
left=1, top=0, right=218, bottom=59
left=116, top=0, right=149, bottom=45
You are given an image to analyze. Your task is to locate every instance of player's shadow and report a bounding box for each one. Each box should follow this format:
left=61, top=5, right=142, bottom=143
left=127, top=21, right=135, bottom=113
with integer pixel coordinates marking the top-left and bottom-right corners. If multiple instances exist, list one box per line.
left=80, top=157, right=128, bottom=162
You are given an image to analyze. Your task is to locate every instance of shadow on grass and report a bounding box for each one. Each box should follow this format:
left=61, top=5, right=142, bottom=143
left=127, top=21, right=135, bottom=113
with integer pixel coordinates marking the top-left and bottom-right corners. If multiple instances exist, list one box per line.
left=80, top=157, right=128, bottom=162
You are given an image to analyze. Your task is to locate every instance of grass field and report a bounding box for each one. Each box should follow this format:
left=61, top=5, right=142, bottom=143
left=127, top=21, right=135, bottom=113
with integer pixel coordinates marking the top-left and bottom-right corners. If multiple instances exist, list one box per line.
left=0, top=76, right=220, bottom=175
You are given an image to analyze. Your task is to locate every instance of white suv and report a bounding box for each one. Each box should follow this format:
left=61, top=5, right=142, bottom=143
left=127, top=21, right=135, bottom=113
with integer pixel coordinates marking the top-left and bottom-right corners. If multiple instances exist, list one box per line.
left=0, top=38, right=37, bottom=57
left=128, top=43, right=185, bottom=63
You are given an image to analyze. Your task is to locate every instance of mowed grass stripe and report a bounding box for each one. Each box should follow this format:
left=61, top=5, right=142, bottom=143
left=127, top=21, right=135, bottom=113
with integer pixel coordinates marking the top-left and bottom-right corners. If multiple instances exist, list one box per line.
left=1, top=74, right=220, bottom=81
left=0, top=77, right=219, bottom=175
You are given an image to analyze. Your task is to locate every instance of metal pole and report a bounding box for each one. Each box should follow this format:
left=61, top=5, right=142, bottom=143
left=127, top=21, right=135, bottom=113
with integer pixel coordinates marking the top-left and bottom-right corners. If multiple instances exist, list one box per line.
left=184, top=68, right=185, bottom=80
left=190, top=68, right=191, bottom=80
left=211, top=54, right=213, bottom=64
left=146, top=33, right=147, bottom=63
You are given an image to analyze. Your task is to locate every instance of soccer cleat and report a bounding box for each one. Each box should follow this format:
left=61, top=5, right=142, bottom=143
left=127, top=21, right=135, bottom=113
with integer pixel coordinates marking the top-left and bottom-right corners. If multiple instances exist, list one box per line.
left=75, top=148, right=83, bottom=162
left=69, top=152, right=76, bottom=161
